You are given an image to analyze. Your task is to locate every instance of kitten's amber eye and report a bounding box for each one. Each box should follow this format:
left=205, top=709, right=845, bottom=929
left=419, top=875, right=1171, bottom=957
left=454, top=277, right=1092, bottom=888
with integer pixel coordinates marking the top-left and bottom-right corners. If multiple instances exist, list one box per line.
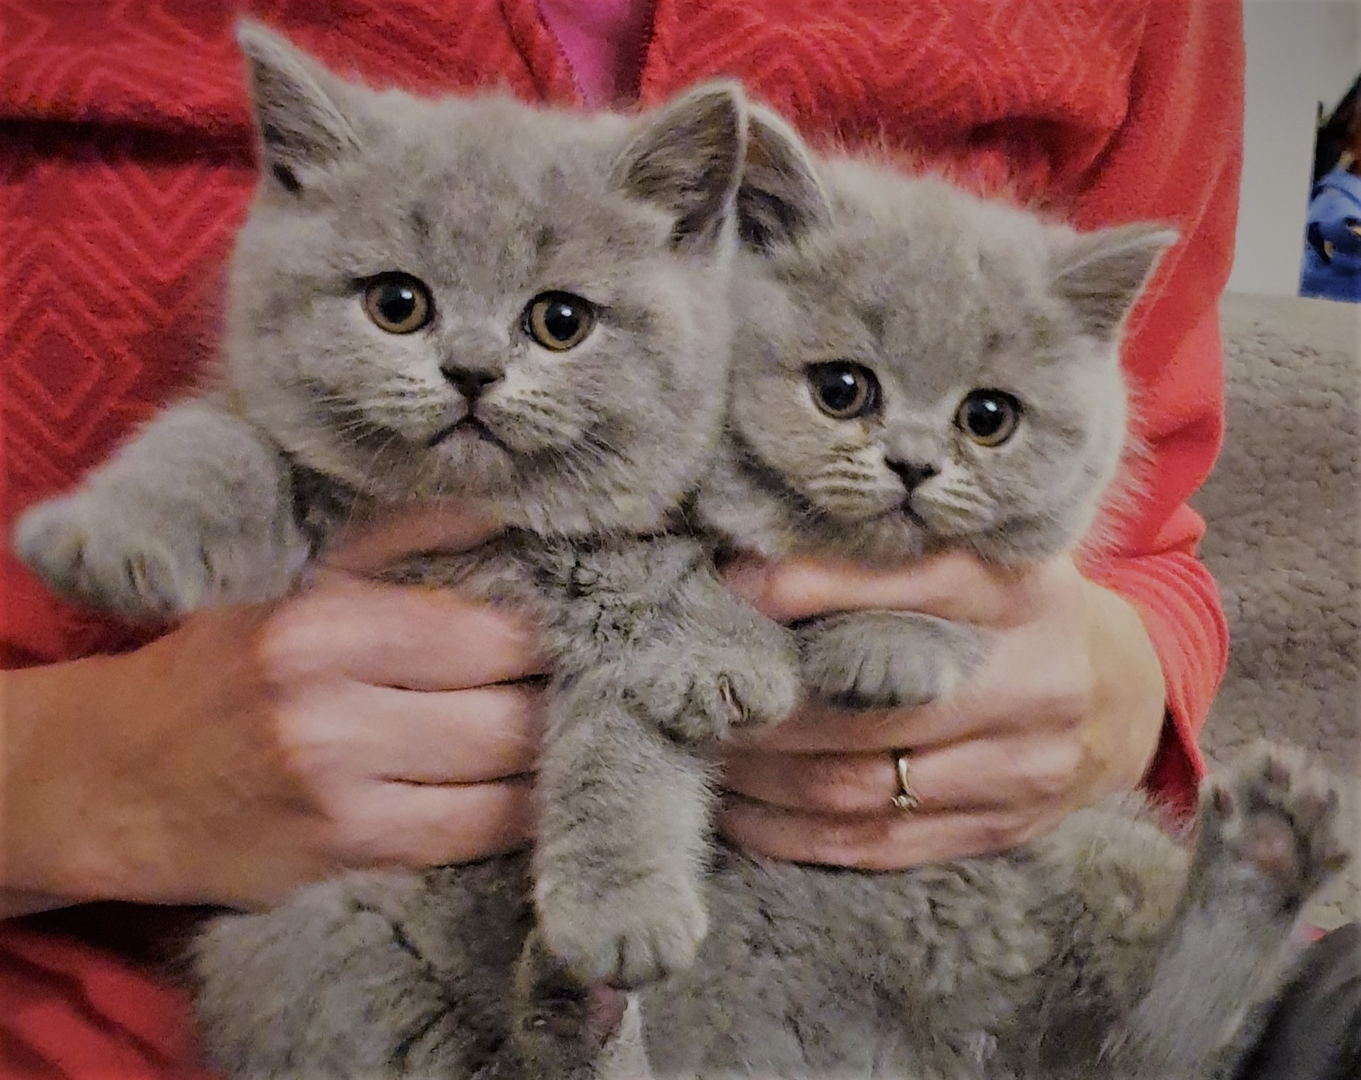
left=525, top=292, right=596, bottom=351
left=956, top=390, right=1022, bottom=447
left=808, top=362, right=880, bottom=420
left=363, top=274, right=433, bottom=334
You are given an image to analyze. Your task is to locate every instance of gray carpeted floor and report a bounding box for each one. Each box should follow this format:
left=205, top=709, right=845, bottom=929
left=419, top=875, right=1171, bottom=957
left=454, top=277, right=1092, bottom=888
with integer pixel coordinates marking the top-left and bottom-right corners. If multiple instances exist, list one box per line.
left=1193, top=291, right=1360, bottom=927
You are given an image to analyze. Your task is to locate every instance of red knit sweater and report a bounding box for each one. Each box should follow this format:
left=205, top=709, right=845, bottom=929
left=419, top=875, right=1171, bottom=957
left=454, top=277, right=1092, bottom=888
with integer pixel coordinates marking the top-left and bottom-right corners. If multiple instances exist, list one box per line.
left=0, top=2, right=1241, bottom=1075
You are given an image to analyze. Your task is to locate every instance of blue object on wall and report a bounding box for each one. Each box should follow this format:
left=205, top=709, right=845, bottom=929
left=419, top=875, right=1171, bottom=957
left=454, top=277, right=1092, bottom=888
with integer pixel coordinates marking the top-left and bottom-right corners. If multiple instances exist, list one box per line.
left=1301, top=168, right=1361, bottom=302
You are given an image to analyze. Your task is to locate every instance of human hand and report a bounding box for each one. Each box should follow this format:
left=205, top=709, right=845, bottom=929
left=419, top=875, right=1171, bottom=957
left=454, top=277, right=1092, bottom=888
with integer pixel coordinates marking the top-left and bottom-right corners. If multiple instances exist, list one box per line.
left=2, top=505, right=545, bottom=911
left=718, top=551, right=1166, bottom=869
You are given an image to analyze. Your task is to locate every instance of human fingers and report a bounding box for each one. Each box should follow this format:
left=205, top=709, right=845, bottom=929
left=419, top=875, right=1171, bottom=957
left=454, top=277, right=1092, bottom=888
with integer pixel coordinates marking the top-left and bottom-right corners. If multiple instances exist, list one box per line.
left=722, top=733, right=1095, bottom=818
left=726, top=550, right=1036, bottom=626
left=285, top=682, right=543, bottom=786
left=335, top=777, right=536, bottom=869
left=744, top=613, right=1092, bottom=755
left=260, top=578, right=548, bottom=690
left=718, top=795, right=1067, bottom=870
left=323, top=502, right=502, bottom=573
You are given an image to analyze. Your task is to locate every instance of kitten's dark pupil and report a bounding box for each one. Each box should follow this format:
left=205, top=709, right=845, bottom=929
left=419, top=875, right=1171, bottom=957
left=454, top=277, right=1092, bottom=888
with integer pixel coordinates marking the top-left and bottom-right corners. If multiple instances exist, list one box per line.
left=543, top=300, right=581, bottom=343
left=964, top=395, right=1007, bottom=438
left=817, top=366, right=864, bottom=414
left=377, top=283, right=418, bottom=325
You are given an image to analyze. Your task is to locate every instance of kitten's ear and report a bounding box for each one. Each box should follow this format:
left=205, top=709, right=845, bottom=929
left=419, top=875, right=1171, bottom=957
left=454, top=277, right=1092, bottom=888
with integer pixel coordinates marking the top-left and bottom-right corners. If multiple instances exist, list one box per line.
left=738, top=106, right=832, bottom=251
left=612, top=81, right=747, bottom=248
left=1051, top=223, right=1178, bottom=339
left=236, top=20, right=363, bottom=195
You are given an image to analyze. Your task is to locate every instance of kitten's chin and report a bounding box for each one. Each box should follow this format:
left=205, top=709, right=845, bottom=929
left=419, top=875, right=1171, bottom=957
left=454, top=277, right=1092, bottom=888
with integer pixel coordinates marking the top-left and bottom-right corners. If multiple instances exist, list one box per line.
left=428, top=417, right=514, bottom=456
left=421, top=434, right=518, bottom=497
left=843, top=513, right=934, bottom=566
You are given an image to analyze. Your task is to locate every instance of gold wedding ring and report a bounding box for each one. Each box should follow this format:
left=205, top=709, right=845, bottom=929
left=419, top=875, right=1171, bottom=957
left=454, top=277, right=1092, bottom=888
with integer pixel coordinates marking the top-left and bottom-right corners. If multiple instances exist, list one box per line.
left=892, top=751, right=921, bottom=813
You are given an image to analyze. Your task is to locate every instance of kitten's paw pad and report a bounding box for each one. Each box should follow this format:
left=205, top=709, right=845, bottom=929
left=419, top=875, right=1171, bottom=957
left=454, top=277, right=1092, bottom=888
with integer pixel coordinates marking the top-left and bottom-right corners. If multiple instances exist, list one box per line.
left=538, top=875, right=707, bottom=989
left=515, top=932, right=628, bottom=1079
left=798, top=612, right=983, bottom=709
left=1202, top=744, right=1349, bottom=904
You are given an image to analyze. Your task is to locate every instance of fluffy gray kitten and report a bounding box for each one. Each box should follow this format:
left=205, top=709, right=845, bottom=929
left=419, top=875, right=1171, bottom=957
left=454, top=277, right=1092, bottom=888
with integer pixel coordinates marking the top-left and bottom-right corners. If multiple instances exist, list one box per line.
left=13, top=18, right=798, bottom=1037
left=186, top=113, right=1346, bottom=1080
left=626, top=114, right=1350, bottom=1079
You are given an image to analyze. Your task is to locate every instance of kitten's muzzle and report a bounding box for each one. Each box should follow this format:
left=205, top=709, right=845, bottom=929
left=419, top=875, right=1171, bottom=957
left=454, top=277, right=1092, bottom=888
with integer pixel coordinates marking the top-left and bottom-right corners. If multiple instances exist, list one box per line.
left=888, top=458, right=935, bottom=525
left=441, top=361, right=503, bottom=402
left=427, top=411, right=511, bottom=452
left=886, top=458, right=938, bottom=493
left=429, top=362, right=513, bottom=448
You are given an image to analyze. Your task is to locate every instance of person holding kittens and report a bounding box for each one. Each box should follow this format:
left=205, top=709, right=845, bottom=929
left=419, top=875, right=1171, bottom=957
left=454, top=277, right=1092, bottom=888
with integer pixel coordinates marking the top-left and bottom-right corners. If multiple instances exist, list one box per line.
left=1, top=2, right=1354, bottom=1080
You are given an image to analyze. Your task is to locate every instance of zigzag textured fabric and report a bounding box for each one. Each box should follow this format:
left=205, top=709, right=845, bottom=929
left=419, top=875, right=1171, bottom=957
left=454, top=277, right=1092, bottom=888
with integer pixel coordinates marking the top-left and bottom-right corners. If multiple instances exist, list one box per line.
left=0, top=2, right=1243, bottom=1076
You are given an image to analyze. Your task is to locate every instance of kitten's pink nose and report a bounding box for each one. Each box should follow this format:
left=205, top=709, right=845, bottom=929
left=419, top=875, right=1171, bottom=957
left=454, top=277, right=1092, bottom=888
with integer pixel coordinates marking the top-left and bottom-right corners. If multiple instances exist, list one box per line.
left=441, top=362, right=502, bottom=403
left=886, top=459, right=938, bottom=493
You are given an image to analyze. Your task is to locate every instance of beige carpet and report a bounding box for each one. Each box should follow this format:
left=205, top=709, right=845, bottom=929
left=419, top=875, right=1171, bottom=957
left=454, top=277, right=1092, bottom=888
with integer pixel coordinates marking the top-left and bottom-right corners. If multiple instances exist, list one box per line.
left=1193, top=292, right=1360, bottom=927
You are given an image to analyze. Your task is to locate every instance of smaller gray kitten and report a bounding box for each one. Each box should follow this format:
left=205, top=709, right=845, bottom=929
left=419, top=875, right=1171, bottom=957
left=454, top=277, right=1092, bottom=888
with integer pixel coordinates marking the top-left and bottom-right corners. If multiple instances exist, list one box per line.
left=617, top=110, right=1350, bottom=1080
left=13, top=19, right=797, bottom=1052
left=702, top=110, right=1160, bottom=709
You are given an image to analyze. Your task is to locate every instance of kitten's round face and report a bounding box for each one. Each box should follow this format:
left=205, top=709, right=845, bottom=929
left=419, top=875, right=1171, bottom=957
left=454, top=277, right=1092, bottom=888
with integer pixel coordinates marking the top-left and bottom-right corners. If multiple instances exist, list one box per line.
left=226, top=75, right=741, bottom=537
left=723, top=170, right=1140, bottom=566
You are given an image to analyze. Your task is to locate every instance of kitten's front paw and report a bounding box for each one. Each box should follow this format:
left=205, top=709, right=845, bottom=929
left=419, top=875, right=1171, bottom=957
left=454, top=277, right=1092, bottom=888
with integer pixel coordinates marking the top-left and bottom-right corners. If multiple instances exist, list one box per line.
left=15, top=494, right=187, bottom=617
left=798, top=611, right=984, bottom=709
left=1198, top=743, right=1349, bottom=911
left=636, top=626, right=800, bottom=743
left=673, top=658, right=801, bottom=742
left=14, top=492, right=306, bottom=618
left=537, top=870, right=707, bottom=989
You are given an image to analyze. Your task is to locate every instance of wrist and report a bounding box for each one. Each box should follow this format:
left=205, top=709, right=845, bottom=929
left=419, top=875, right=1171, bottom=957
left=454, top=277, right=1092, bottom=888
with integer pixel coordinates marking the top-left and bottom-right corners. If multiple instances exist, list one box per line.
left=1, top=650, right=174, bottom=906
left=0, top=887, right=72, bottom=919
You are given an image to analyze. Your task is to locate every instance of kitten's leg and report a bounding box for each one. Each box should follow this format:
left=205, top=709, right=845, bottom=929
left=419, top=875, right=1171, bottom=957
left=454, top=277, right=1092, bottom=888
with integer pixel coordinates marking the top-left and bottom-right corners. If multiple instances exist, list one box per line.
left=629, top=565, right=802, bottom=743
left=193, top=863, right=529, bottom=1079
left=533, top=565, right=800, bottom=989
left=532, top=668, right=718, bottom=989
left=1105, top=743, right=1348, bottom=1078
left=13, top=397, right=306, bottom=617
left=797, top=609, right=985, bottom=709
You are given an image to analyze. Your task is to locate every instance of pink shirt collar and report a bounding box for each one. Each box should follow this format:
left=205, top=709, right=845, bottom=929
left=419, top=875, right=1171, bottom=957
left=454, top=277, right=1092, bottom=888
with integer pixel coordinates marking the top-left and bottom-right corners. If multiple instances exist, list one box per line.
left=536, top=0, right=656, bottom=107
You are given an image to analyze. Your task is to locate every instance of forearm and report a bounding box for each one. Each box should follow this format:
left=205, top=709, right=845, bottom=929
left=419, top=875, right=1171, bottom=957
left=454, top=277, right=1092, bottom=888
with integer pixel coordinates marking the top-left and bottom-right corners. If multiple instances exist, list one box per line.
left=1084, top=542, right=1229, bottom=816
left=0, top=887, right=72, bottom=919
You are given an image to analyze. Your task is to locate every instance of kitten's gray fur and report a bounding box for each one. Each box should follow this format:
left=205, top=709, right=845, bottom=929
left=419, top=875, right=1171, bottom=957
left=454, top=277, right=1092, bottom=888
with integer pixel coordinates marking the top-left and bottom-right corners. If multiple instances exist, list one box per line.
left=194, top=741, right=1343, bottom=1080
left=192, top=111, right=1345, bottom=1080
left=14, top=19, right=797, bottom=1007
left=602, top=111, right=1348, bottom=1079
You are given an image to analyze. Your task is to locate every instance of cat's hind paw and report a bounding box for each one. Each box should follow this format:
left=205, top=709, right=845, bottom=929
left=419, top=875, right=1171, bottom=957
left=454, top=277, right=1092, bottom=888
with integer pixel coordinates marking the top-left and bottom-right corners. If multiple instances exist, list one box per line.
left=517, top=931, right=630, bottom=1042
left=514, top=934, right=654, bottom=1080
left=1198, top=742, right=1349, bottom=911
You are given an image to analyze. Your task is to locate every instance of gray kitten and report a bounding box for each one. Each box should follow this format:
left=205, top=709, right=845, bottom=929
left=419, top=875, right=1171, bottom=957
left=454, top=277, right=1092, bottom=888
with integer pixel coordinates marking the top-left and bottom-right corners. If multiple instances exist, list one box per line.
left=13, top=19, right=798, bottom=1047
left=189, top=113, right=1347, bottom=1080
left=616, top=113, right=1350, bottom=1079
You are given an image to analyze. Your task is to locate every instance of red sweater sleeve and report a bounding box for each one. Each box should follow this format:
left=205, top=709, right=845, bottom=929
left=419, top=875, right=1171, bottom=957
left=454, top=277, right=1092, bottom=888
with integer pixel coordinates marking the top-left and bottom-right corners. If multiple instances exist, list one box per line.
left=1069, top=2, right=1243, bottom=813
